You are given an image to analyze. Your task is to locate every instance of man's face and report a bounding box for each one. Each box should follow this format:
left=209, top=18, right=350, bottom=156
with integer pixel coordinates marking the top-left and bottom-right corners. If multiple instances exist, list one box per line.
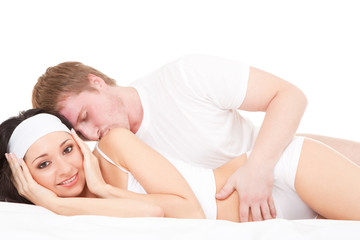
left=59, top=90, right=129, bottom=141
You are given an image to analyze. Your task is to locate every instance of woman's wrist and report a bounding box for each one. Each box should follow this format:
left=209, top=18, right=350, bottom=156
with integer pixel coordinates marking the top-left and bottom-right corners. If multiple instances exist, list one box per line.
left=99, top=183, right=123, bottom=198
left=34, top=194, right=60, bottom=211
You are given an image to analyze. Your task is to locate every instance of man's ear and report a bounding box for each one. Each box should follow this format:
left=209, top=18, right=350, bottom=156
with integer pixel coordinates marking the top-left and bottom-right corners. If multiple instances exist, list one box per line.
left=87, top=74, right=106, bottom=89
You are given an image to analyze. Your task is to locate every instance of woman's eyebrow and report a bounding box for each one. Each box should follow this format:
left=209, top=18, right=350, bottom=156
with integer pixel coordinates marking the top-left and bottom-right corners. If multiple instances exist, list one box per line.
left=31, top=138, right=72, bottom=164
left=32, top=153, right=48, bottom=164
left=60, top=138, right=71, bottom=147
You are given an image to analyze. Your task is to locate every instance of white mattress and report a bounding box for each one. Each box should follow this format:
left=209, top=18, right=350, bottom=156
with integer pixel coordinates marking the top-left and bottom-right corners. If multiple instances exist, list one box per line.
left=1, top=202, right=360, bottom=240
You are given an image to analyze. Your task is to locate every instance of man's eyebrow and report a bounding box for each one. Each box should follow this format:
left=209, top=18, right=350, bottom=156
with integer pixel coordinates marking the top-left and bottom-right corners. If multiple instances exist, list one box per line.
left=31, top=138, right=72, bottom=164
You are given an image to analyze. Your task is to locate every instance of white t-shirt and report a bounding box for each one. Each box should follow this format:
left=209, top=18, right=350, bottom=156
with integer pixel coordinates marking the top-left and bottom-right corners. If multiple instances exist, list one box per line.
left=131, top=55, right=258, bottom=169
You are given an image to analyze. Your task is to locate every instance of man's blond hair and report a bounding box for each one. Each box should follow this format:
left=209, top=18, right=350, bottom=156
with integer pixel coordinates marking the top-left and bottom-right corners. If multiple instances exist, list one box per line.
left=32, top=62, right=116, bottom=111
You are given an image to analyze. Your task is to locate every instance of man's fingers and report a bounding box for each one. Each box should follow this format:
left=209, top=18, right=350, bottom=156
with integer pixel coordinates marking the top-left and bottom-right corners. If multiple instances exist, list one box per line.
left=239, top=201, right=250, bottom=222
left=268, top=196, right=277, bottom=218
left=215, top=181, right=235, bottom=200
left=250, top=204, right=263, bottom=221
left=260, top=201, right=272, bottom=220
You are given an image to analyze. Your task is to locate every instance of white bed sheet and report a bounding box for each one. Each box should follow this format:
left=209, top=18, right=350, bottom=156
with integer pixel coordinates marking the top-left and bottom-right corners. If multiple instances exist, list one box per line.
left=1, top=202, right=360, bottom=240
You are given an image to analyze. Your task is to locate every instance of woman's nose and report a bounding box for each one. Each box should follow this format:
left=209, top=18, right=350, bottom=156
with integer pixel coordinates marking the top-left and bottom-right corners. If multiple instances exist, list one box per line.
left=56, top=158, right=73, bottom=175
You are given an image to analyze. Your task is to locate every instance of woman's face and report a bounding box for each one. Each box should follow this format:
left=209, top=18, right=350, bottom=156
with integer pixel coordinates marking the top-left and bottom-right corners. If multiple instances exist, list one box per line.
left=24, top=131, right=86, bottom=197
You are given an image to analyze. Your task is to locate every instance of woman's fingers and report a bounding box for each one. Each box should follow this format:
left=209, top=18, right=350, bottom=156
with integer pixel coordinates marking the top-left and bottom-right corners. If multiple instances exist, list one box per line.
left=6, top=153, right=23, bottom=179
left=5, top=153, right=28, bottom=194
left=6, top=153, right=35, bottom=188
left=71, top=129, right=96, bottom=164
left=5, top=153, right=16, bottom=170
left=6, top=153, right=58, bottom=205
left=71, top=129, right=91, bottom=152
left=70, top=129, right=108, bottom=196
left=18, top=157, right=36, bottom=183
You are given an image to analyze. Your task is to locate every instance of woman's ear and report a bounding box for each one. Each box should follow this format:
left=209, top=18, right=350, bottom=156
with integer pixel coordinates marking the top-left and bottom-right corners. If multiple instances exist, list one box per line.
left=87, top=74, right=106, bottom=89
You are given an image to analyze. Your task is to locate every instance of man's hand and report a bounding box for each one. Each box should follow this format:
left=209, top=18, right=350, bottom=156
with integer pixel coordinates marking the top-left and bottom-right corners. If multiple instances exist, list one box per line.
left=215, top=162, right=276, bottom=222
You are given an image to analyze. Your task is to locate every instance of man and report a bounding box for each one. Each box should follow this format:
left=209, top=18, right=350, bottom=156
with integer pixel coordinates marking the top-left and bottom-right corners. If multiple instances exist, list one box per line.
left=32, top=54, right=360, bottom=222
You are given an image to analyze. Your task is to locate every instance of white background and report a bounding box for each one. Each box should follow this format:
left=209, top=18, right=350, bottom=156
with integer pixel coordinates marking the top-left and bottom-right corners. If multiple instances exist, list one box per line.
left=1, top=0, right=359, bottom=141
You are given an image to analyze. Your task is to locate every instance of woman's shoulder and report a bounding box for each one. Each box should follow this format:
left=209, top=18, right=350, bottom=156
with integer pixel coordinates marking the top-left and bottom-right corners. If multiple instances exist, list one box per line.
left=96, top=128, right=136, bottom=166
left=98, top=128, right=135, bottom=149
left=102, top=128, right=134, bottom=140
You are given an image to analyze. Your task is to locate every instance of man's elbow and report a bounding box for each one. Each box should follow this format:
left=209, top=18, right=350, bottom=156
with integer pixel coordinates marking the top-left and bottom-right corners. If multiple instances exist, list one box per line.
left=289, top=86, right=308, bottom=110
left=296, top=88, right=308, bottom=109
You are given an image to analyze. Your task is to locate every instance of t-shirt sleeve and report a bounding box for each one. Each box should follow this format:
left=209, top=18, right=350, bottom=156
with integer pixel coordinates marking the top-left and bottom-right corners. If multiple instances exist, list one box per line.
left=177, top=54, right=249, bottom=110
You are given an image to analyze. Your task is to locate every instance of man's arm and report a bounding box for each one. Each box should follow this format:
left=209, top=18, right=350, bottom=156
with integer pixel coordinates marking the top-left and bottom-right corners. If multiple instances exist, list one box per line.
left=216, top=67, right=308, bottom=222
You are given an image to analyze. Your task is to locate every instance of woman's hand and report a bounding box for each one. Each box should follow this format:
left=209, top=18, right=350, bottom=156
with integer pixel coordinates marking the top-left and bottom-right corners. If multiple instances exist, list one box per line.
left=5, top=153, right=57, bottom=207
left=71, top=129, right=109, bottom=197
left=215, top=162, right=276, bottom=222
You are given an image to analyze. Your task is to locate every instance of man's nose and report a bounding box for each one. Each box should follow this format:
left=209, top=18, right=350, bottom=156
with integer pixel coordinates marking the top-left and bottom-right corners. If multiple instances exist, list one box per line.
left=78, top=125, right=99, bottom=141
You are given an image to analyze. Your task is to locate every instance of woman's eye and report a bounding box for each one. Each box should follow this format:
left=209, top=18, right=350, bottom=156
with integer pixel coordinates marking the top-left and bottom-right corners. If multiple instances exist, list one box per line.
left=64, top=146, right=73, bottom=154
left=38, top=161, right=50, bottom=169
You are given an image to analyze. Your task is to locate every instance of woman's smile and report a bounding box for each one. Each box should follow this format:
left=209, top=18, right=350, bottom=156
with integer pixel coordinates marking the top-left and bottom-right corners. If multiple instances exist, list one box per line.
left=25, top=131, right=86, bottom=197
left=58, top=173, right=79, bottom=187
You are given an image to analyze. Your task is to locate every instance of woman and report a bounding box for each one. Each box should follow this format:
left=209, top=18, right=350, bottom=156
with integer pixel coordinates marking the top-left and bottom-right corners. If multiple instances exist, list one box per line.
left=1, top=109, right=360, bottom=221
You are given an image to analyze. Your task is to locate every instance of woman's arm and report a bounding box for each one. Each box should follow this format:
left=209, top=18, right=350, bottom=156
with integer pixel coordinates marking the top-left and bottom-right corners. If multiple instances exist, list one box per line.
left=5, top=153, right=164, bottom=218
left=50, top=197, right=164, bottom=217
left=95, top=128, right=205, bottom=219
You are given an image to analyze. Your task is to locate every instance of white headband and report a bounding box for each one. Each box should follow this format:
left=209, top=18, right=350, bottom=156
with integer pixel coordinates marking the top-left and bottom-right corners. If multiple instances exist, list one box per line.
left=8, top=113, right=71, bottom=159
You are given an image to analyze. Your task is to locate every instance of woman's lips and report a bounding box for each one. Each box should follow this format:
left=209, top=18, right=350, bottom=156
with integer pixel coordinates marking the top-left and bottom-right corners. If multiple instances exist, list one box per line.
left=58, top=173, right=78, bottom=187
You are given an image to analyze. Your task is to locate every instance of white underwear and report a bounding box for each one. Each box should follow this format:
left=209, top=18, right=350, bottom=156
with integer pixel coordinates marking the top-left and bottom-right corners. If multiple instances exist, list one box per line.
left=270, top=136, right=317, bottom=219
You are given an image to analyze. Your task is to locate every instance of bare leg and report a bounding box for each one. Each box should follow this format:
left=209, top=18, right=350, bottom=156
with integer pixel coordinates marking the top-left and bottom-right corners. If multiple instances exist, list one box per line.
left=295, top=138, right=360, bottom=220
left=297, top=133, right=360, bottom=166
